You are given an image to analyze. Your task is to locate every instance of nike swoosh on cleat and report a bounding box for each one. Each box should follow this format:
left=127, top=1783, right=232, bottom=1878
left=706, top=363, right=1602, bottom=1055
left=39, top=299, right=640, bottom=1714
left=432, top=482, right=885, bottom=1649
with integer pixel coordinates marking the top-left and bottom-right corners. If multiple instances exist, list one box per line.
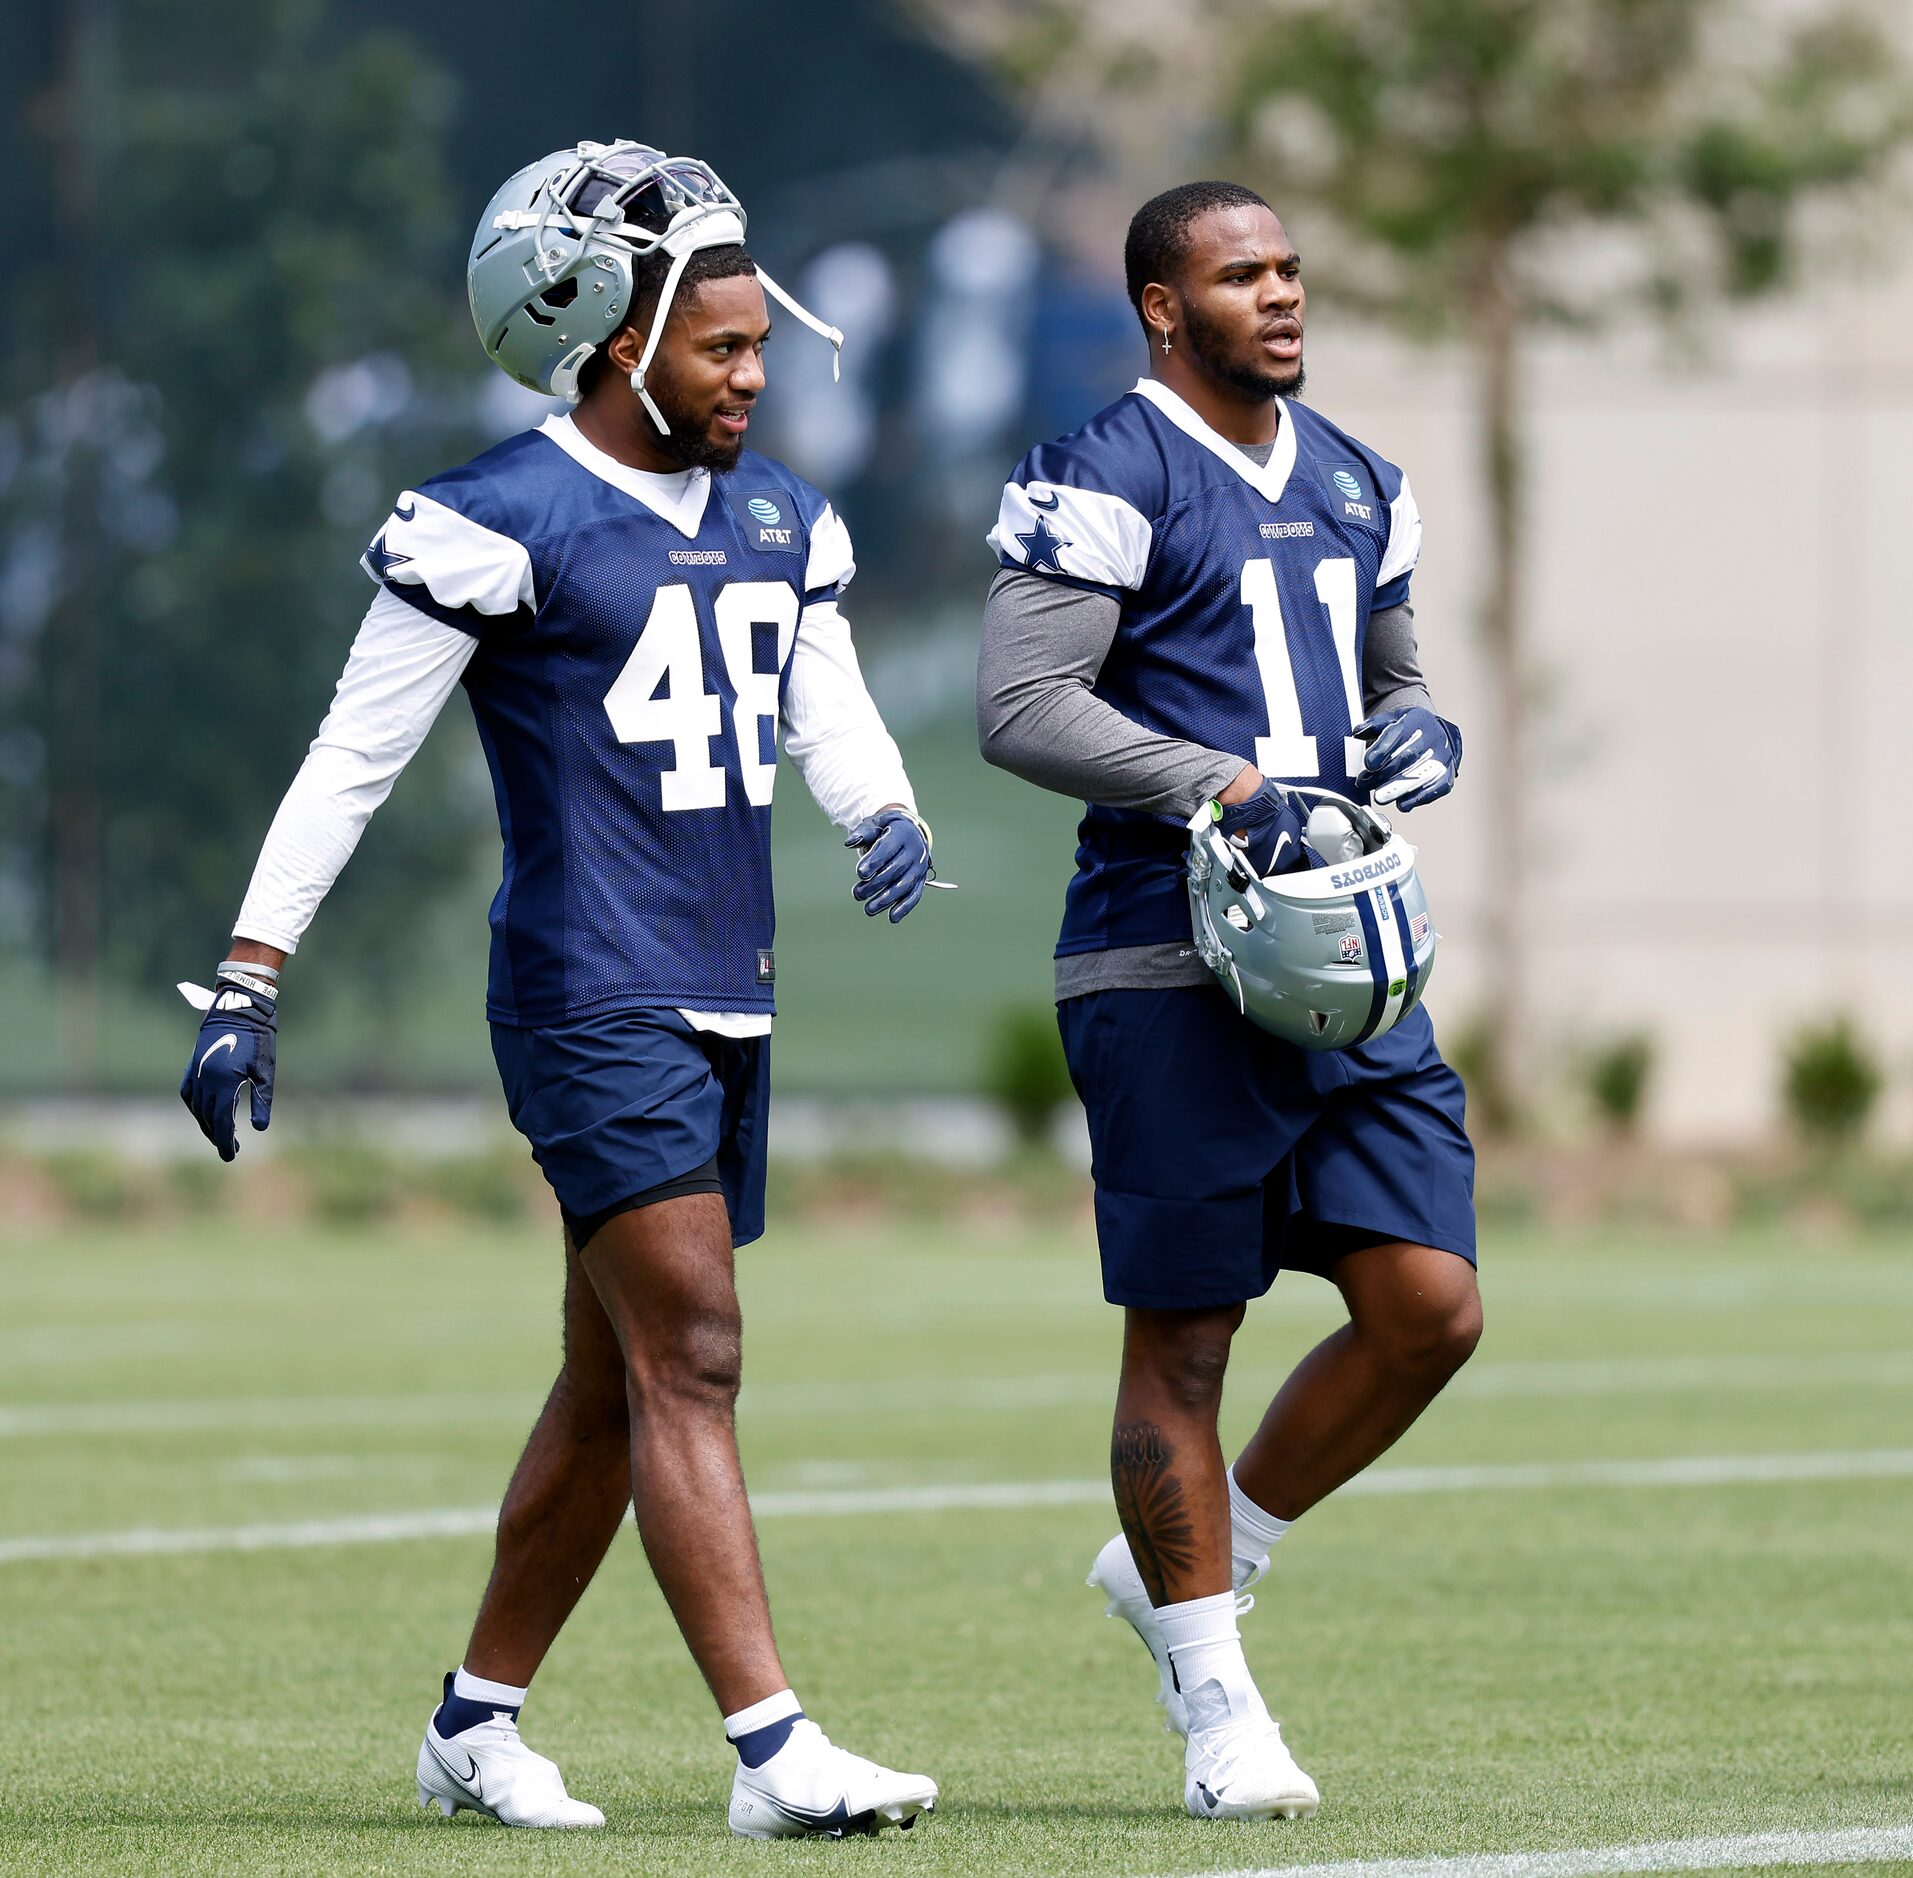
left=1027, top=489, right=1059, bottom=510
left=425, top=1732, right=481, bottom=1793
left=763, top=1794, right=877, bottom=1837
left=1196, top=1782, right=1221, bottom=1814
left=197, top=1033, right=239, bottom=1074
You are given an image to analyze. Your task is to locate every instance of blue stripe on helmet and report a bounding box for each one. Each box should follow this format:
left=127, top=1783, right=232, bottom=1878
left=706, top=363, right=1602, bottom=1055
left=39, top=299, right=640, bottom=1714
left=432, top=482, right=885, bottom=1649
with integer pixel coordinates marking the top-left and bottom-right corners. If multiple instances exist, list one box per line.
left=1387, top=881, right=1419, bottom=1012
left=1352, top=889, right=1389, bottom=1044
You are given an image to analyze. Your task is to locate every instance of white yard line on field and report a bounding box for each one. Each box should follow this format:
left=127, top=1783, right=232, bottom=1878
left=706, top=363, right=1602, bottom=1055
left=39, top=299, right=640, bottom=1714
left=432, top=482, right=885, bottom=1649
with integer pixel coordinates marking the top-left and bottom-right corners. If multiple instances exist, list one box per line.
left=5, top=1349, right=1913, bottom=1440
left=4, top=1447, right=1911, bottom=1565
left=1171, top=1820, right=1913, bottom=1878
left=0, top=1391, right=546, bottom=1438
left=0, top=1323, right=204, bottom=1365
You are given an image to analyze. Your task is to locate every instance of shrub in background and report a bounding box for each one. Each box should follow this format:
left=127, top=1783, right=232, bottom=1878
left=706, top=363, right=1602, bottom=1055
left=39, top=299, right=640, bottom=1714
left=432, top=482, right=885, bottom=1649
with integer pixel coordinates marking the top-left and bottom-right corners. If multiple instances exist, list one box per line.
left=1781, top=1016, right=1881, bottom=1148
left=981, top=1004, right=1075, bottom=1149
left=421, top=1150, right=534, bottom=1224
left=38, top=1151, right=134, bottom=1220
left=1586, top=1033, right=1654, bottom=1135
left=286, top=1144, right=407, bottom=1227
left=1446, top=1014, right=1516, bottom=1138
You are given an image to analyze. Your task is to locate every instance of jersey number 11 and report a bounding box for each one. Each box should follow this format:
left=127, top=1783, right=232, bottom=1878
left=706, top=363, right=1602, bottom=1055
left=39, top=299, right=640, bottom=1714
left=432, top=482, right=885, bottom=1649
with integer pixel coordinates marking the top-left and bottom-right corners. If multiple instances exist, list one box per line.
left=1241, top=555, right=1364, bottom=782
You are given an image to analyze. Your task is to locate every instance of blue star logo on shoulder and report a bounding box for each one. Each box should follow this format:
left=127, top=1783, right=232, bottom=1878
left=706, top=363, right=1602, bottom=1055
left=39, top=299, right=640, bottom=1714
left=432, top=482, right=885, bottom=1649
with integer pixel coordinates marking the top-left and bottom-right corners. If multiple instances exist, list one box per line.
left=364, top=533, right=411, bottom=580
left=1016, top=514, right=1071, bottom=574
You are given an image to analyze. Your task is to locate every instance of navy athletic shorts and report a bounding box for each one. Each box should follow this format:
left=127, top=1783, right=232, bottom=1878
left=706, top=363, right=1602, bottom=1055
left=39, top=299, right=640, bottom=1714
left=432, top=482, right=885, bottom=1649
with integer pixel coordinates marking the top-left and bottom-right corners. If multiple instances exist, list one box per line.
left=490, top=1006, right=770, bottom=1249
left=1057, top=986, right=1475, bottom=1310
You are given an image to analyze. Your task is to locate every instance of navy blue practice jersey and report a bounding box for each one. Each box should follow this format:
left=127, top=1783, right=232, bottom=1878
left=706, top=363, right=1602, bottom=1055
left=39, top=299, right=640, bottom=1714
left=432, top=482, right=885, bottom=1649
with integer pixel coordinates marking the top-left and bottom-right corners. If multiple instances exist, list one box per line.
left=989, top=378, right=1423, bottom=958
left=362, top=415, right=855, bottom=1024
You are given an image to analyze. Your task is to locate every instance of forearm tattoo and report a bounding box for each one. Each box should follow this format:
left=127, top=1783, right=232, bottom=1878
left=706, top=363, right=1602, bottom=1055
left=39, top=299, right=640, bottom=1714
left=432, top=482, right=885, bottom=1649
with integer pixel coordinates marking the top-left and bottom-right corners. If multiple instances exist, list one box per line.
left=1110, top=1420, right=1197, bottom=1607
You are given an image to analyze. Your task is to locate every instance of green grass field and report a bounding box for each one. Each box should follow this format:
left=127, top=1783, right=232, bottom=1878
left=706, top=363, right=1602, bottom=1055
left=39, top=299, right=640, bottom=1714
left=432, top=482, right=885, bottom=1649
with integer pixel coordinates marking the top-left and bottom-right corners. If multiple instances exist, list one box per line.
left=2, top=1214, right=1910, bottom=1875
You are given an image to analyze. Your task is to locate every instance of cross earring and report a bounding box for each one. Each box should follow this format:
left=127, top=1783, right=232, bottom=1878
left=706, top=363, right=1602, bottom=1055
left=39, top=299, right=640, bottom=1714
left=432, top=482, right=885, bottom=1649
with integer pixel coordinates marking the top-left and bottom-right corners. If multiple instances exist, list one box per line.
left=1160, top=329, right=1172, bottom=355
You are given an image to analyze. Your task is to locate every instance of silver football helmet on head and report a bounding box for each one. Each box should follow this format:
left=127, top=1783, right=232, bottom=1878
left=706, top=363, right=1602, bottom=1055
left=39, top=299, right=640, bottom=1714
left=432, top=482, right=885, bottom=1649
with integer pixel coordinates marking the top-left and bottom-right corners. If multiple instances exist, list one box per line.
left=466, top=139, right=843, bottom=431
left=1187, top=786, right=1437, bottom=1051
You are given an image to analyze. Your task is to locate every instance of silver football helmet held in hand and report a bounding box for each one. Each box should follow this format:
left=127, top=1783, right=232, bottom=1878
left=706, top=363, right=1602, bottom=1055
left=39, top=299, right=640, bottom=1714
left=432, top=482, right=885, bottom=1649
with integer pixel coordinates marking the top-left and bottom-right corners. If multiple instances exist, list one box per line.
left=1186, top=786, right=1437, bottom=1052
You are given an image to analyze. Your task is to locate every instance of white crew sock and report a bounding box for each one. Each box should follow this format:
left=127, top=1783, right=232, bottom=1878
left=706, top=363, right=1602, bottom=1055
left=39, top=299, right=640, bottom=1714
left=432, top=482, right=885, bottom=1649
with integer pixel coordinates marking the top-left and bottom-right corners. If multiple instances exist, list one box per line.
left=1227, top=1465, right=1293, bottom=1588
left=453, top=1665, right=529, bottom=1708
left=1157, top=1590, right=1264, bottom=1731
left=724, top=1687, right=803, bottom=1740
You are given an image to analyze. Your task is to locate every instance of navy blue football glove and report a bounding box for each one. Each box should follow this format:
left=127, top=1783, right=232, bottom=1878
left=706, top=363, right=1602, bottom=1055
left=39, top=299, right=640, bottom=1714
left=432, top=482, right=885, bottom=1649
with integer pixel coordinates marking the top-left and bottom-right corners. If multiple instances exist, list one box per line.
left=1357, top=706, right=1463, bottom=811
left=177, top=970, right=278, bottom=1162
left=1216, top=780, right=1311, bottom=879
left=845, top=809, right=933, bottom=922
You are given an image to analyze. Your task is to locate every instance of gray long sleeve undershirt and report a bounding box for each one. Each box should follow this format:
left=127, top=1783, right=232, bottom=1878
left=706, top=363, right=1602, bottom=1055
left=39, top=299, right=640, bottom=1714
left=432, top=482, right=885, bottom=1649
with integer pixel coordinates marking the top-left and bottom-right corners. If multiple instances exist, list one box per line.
left=976, top=568, right=1436, bottom=998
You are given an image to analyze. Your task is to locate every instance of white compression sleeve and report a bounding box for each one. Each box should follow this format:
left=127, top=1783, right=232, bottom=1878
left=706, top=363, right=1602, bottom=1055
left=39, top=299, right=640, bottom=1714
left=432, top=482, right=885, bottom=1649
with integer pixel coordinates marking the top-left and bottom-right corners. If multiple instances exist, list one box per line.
left=232, top=589, right=479, bottom=953
left=781, top=597, right=917, bottom=829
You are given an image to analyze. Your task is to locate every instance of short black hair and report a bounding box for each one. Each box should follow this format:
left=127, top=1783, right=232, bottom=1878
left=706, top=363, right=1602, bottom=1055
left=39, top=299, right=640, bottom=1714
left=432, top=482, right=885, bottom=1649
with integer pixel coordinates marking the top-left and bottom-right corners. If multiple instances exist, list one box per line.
left=1124, top=181, right=1271, bottom=330
left=577, top=242, right=758, bottom=397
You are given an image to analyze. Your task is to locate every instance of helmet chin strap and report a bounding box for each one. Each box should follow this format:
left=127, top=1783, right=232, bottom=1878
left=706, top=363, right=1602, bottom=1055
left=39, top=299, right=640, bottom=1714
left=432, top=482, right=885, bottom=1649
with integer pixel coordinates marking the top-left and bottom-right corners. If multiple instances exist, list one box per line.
left=754, top=268, right=844, bottom=380
left=622, top=206, right=845, bottom=436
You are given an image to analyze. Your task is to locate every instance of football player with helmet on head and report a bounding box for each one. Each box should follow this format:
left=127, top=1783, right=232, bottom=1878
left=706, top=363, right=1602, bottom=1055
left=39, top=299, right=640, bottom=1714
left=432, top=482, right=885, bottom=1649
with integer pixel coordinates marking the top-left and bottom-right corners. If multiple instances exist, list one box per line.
left=178, top=139, right=938, bottom=1839
left=978, top=180, right=1479, bottom=1823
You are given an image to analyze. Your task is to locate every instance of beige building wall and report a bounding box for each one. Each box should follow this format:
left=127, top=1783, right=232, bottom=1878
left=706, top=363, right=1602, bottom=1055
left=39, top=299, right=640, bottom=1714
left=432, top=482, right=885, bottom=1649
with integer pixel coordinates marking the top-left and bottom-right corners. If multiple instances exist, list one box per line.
left=1311, top=263, right=1913, bottom=1142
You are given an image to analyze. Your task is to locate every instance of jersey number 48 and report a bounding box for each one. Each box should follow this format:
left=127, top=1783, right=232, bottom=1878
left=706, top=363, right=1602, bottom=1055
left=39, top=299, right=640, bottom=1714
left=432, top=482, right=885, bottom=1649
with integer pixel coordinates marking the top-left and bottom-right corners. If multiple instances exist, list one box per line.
left=603, top=580, right=800, bottom=811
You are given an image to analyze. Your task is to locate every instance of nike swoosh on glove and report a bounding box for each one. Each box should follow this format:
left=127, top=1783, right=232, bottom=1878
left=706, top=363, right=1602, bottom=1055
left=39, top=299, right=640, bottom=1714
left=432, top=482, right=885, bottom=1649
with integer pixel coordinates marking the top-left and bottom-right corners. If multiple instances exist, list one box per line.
left=1216, top=781, right=1311, bottom=880
left=177, top=973, right=278, bottom=1162
left=844, top=810, right=932, bottom=923
left=1356, top=706, right=1463, bottom=811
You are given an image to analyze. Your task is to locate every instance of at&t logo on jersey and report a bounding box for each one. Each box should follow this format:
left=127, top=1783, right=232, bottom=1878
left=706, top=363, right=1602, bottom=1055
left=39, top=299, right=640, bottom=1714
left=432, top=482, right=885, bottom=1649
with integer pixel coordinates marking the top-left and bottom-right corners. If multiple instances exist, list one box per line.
left=732, top=491, right=799, bottom=553
left=1316, top=461, right=1376, bottom=525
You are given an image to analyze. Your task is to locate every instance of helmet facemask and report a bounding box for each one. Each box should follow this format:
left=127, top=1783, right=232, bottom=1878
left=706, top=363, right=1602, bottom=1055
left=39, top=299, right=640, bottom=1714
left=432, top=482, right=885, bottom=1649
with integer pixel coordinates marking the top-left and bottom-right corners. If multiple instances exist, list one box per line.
left=472, top=138, right=845, bottom=430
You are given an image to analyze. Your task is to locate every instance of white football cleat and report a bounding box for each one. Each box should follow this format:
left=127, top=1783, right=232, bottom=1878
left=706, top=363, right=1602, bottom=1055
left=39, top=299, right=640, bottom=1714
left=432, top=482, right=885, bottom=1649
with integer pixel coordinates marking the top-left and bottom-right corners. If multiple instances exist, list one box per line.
left=1088, top=1531, right=1188, bottom=1736
left=1184, top=1711, right=1319, bottom=1821
left=728, top=1718, right=938, bottom=1839
left=416, top=1710, right=605, bottom=1829
left=1088, top=1532, right=1269, bottom=1739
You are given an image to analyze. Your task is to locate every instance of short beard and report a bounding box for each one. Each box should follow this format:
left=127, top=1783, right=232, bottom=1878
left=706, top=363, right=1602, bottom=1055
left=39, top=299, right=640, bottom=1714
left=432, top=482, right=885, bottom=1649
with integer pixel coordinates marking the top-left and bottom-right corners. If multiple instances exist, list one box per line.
left=641, top=370, right=746, bottom=474
left=1181, top=302, right=1305, bottom=403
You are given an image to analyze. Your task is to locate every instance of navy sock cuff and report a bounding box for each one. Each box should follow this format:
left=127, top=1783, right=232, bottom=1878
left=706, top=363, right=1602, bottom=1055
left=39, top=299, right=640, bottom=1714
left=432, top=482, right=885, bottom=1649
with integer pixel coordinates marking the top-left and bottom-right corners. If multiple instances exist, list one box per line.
left=730, top=1710, right=805, bottom=1768
left=435, top=1669, right=520, bottom=1739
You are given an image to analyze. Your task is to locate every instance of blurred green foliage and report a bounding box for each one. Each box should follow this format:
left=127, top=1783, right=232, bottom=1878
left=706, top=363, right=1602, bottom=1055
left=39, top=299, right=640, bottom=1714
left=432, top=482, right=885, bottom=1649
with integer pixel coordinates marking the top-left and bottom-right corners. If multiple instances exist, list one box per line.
left=4, top=3, right=492, bottom=1081
left=1586, top=1033, right=1655, bottom=1135
left=1445, top=1012, right=1516, bottom=1139
left=979, top=1002, right=1075, bottom=1148
left=36, top=1149, right=134, bottom=1220
left=1782, top=1015, right=1882, bottom=1148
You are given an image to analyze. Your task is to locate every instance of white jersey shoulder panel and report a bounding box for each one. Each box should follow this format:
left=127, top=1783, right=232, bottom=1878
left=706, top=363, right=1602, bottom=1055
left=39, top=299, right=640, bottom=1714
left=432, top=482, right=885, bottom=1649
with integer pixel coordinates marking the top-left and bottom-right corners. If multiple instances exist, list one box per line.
left=1377, top=472, right=1423, bottom=591
left=987, top=481, right=1153, bottom=591
left=804, top=503, right=857, bottom=595
left=362, top=491, right=536, bottom=617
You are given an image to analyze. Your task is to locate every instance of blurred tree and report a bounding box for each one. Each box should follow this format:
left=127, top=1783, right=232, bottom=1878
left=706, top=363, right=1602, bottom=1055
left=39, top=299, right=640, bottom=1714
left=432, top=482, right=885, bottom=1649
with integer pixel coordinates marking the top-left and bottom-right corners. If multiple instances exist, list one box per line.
left=1781, top=1013, right=1881, bottom=1148
left=1, top=0, right=488, bottom=1083
left=912, top=0, right=1913, bottom=1124
left=1585, top=1031, right=1655, bottom=1135
left=980, top=1001, right=1077, bottom=1148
